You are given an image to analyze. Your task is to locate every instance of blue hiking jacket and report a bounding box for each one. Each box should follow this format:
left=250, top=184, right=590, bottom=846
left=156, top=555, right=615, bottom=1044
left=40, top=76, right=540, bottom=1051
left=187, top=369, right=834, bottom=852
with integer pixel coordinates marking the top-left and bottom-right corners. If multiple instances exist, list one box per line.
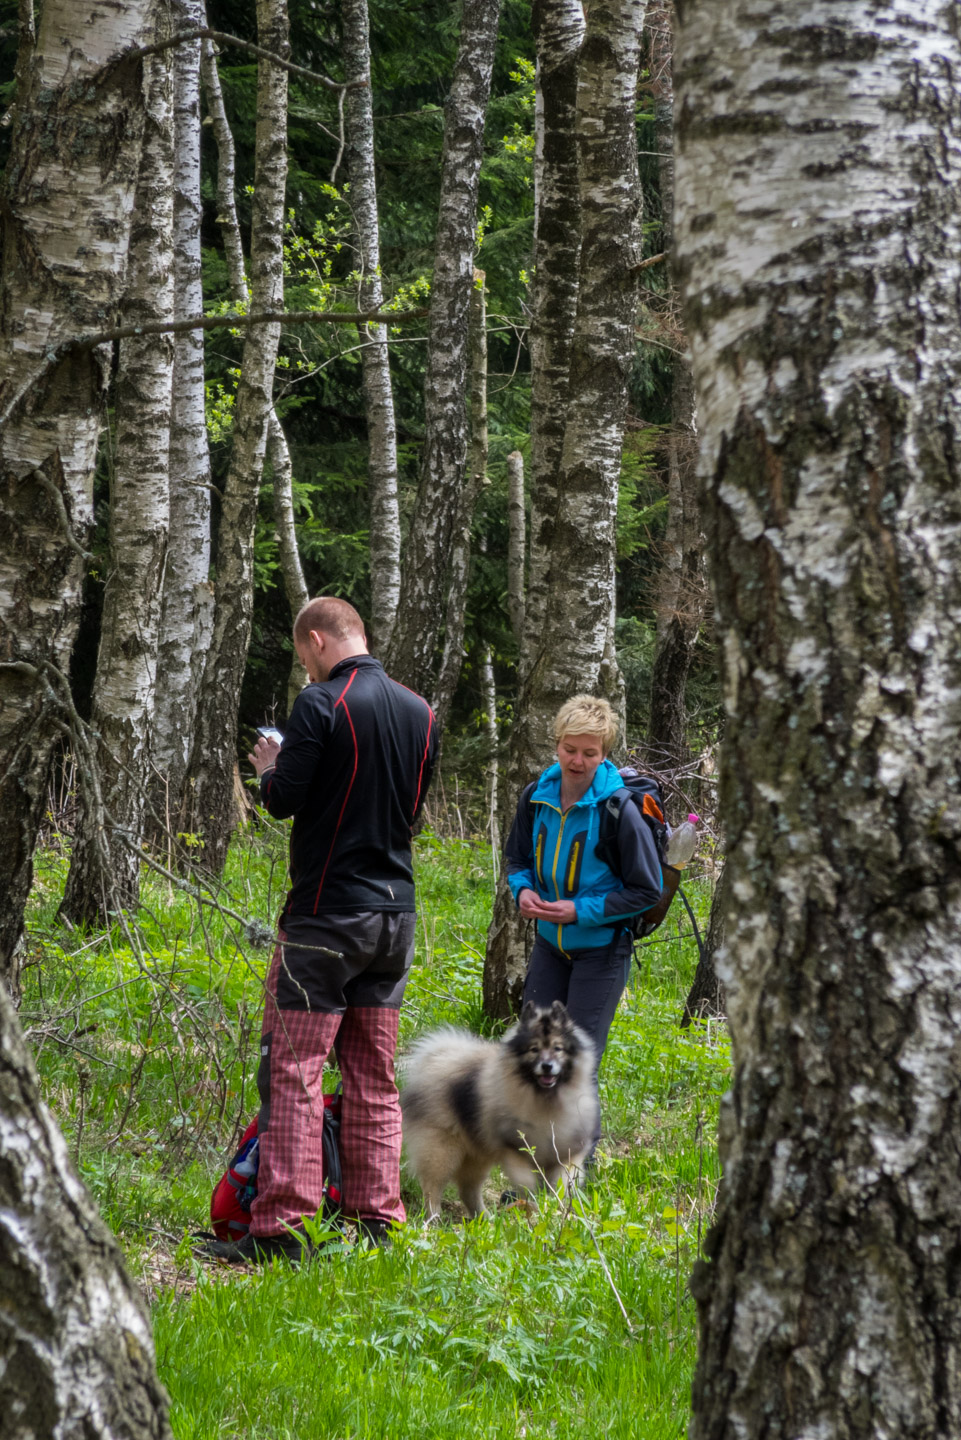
left=505, top=760, right=663, bottom=953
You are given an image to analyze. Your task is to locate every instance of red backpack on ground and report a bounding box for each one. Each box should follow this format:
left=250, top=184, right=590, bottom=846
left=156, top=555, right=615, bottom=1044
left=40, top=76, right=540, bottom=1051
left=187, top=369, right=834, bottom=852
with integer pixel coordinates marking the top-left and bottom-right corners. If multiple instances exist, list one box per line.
left=210, top=1090, right=344, bottom=1240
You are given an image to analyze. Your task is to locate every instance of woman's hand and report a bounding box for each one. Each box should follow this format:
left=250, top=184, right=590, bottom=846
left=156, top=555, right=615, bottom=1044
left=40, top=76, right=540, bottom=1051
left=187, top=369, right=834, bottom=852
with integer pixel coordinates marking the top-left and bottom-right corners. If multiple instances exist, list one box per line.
left=518, top=890, right=576, bottom=925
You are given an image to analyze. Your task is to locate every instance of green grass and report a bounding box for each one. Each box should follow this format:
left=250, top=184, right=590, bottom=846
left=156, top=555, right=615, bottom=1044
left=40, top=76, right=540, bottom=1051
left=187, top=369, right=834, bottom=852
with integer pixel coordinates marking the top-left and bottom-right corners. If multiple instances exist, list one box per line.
left=22, top=827, right=728, bottom=1440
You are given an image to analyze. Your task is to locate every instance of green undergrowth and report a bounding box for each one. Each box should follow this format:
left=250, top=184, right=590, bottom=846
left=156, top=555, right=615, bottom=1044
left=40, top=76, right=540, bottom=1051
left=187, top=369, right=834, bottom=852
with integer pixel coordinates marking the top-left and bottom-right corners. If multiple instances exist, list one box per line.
left=23, top=826, right=728, bottom=1440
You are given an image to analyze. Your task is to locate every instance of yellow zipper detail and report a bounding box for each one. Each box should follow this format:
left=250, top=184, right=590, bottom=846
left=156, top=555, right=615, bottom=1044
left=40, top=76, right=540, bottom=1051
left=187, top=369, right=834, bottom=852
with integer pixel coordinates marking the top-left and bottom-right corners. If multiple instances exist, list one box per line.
left=551, top=810, right=569, bottom=955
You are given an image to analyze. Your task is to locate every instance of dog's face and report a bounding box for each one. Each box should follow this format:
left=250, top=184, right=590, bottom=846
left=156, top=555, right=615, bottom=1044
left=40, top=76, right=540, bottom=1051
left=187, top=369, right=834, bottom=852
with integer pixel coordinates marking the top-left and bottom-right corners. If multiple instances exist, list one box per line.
left=506, top=999, right=583, bottom=1093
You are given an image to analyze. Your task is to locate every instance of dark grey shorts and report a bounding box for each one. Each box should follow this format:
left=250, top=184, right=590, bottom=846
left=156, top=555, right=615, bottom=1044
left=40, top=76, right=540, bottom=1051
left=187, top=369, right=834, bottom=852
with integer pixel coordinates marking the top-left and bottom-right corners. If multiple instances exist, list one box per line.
left=274, top=911, right=415, bottom=1012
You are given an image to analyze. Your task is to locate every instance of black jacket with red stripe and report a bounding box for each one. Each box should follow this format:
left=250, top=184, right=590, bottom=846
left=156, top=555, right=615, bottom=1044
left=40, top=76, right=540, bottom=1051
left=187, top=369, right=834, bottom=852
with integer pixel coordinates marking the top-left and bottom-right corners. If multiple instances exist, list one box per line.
left=260, top=654, right=437, bottom=917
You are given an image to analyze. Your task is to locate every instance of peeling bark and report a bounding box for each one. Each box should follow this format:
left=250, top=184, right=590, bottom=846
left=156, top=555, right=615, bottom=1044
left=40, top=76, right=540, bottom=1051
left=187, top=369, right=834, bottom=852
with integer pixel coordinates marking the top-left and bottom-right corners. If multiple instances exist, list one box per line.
left=484, top=0, right=644, bottom=1019
left=342, top=0, right=401, bottom=656
left=0, top=0, right=155, bottom=981
left=61, top=36, right=175, bottom=927
left=675, top=2, right=961, bottom=1434
left=187, top=0, right=289, bottom=873
left=386, top=0, right=502, bottom=696
left=152, top=0, right=213, bottom=830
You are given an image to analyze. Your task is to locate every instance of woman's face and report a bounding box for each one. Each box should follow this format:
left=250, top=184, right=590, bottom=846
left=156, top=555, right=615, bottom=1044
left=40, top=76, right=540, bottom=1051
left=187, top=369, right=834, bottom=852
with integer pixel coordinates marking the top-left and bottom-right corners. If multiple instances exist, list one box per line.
left=556, top=732, right=606, bottom=788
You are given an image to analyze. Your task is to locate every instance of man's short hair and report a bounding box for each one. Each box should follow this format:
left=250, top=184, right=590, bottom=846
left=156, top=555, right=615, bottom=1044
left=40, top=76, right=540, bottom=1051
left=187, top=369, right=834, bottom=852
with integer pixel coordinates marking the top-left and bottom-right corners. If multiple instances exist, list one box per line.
left=293, top=596, right=366, bottom=645
left=553, top=695, right=618, bottom=755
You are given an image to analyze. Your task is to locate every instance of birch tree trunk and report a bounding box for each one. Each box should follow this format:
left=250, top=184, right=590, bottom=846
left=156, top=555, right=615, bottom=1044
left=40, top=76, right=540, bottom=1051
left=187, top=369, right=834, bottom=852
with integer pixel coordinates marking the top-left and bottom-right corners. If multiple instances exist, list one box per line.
left=152, top=3, right=213, bottom=833
left=187, top=0, right=289, bottom=873
left=0, top=979, right=171, bottom=1436
left=646, top=0, right=703, bottom=767
left=484, top=0, right=644, bottom=1019
left=432, top=270, right=489, bottom=730
left=521, top=0, right=584, bottom=684
left=385, top=0, right=502, bottom=696
left=342, top=0, right=401, bottom=656
left=202, top=37, right=308, bottom=715
left=481, top=0, right=584, bottom=1019
left=506, top=448, right=526, bottom=647
left=60, top=38, right=175, bottom=927
left=674, top=2, right=961, bottom=1434
left=0, top=0, right=154, bottom=982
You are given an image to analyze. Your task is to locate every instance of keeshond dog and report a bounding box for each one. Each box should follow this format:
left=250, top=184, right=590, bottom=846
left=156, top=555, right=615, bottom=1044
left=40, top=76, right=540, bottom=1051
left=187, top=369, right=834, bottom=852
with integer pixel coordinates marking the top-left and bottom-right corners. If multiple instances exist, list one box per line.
left=400, top=1000, right=596, bottom=1220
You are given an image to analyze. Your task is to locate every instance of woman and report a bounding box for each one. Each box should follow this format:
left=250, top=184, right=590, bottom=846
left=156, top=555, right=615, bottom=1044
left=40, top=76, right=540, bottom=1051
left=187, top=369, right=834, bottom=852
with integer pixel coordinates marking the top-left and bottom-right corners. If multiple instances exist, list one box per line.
left=505, top=695, right=663, bottom=1162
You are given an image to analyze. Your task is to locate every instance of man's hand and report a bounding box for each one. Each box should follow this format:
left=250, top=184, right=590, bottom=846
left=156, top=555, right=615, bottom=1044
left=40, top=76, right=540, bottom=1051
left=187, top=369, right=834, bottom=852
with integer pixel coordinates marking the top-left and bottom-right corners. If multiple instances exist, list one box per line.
left=248, top=735, right=281, bottom=777
left=517, top=889, right=576, bottom=925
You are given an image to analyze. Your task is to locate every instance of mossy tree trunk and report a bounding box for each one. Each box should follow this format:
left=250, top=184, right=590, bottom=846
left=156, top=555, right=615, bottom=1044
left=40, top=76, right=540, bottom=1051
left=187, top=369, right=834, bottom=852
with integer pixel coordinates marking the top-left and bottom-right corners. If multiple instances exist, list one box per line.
left=675, top=0, right=961, bottom=1433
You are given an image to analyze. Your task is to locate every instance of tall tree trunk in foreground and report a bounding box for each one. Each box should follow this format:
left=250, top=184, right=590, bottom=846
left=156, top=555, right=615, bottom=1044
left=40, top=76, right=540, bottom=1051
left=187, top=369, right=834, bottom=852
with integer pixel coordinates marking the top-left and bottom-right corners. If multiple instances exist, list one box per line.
left=386, top=0, right=502, bottom=696
left=432, top=270, right=490, bottom=730
left=646, top=0, right=702, bottom=767
left=0, top=0, right=154, bottom=984
left=342, top=0, right=401, bottom=656
left=187, top=0, right=289, bottom=873
left=202, top=37, right=308, bottom=714
left=484, top=0, right=644, bottom=1019
left=0, top=979, right=171, bottom=1436
left=152, top=6, right=213, bottom=834
left=675, top=2, right=961, bottom=1434
left=61, top=40, right=175, bottom=927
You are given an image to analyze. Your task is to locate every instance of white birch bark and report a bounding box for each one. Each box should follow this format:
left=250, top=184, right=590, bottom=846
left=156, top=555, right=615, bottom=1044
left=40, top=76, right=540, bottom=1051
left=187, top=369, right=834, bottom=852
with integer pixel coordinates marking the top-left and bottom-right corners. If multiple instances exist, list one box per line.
left=0, top=979, right=171, bottom=1436
left=200, top=38, right=247, bottom=302
left=385, top=0, right=503, bottom=696
left=432, top=270, right=490, bottom=730
left=152, top=0, right=213, bottom=829
left=506, top=448, right=526, bottom=646
left=484, top=0, right=644, bottom=1018
left=521, top=0, right=584, bottom=681
left=342, top=0, right=401, bottom=656
left=201, top=38, right=308, bottom=713
left=646, top=0, right=703, bottom=766
left=61, top=39, right=175, bottom=926
left=187, top=0, right=289, bottom=873
left=0, top=0, right=154, bottom=980
left=674, top=2, right=961, bottom=1434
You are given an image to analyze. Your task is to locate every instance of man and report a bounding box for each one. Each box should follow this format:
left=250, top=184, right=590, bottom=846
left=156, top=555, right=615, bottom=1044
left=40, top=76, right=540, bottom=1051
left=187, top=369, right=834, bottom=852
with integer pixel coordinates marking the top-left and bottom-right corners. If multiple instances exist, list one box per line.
left=202, top=596, right=437, bottom=1262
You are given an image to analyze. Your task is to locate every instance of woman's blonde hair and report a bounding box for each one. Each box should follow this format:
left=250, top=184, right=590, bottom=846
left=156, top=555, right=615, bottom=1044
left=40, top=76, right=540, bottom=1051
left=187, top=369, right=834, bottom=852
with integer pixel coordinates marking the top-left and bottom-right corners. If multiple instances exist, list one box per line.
left=553, top=695, right=618, bottom=755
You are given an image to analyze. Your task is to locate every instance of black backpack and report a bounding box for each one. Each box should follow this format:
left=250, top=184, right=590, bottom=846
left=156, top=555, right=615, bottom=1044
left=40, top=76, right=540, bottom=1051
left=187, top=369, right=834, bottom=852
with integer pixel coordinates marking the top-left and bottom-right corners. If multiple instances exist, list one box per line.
left=523, top=767, right=680, bottom=940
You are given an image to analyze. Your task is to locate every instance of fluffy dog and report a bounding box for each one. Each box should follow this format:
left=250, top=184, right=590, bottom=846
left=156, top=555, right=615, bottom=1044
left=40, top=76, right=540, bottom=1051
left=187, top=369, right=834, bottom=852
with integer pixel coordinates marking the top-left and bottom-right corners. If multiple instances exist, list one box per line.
left=400, top=1000, right=596, bottom=1219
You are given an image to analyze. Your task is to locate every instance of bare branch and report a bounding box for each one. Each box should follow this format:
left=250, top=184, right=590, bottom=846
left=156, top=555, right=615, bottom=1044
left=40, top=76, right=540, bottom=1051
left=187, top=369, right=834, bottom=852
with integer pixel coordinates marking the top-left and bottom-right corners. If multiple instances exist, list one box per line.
left=0, top=306, right=429, bottom=433
left=121, top=27, right=361, bottom=93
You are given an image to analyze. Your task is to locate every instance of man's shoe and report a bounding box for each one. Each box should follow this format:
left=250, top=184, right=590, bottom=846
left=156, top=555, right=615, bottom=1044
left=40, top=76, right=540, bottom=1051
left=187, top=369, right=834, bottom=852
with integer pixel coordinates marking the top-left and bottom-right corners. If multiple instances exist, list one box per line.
left=356, top=1218, right=392, bottom=1249
left=194, top=1228, right=311, bottom=1265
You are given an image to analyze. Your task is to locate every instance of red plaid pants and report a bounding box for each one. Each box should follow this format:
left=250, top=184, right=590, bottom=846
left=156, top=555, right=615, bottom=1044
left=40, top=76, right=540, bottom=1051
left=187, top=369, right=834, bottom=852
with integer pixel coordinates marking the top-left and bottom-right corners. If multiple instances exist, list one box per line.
left=250, top=913, right=412, bottom=1234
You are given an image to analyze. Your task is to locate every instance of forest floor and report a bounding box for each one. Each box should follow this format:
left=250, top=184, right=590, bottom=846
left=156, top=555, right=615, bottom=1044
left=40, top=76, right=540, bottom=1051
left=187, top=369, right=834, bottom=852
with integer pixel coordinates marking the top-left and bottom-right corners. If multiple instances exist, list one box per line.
left=23, top=820, right=728, bottom=1440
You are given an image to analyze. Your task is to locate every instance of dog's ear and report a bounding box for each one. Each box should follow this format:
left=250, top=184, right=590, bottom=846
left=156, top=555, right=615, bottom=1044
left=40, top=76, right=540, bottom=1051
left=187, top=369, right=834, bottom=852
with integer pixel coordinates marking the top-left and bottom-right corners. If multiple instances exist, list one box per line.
left=521, top=1000, right=538, bottom=1024
left=549, top=999, right=568, bottom=1021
